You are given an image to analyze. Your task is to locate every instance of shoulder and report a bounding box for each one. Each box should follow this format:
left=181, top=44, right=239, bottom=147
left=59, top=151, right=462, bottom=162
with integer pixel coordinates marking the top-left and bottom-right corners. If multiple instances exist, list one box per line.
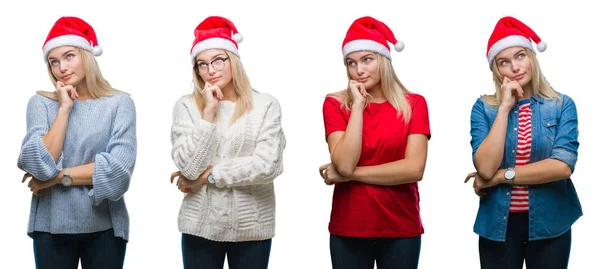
left=106, top=93, right=135, bottom=107
left=251, top=90, right=282, bottom=112
left=28, top=93, right=55, bottom=106
left=405, top=93, right=427, bottom=105
left=252, top=90, right=278, bottom=104
left=173, top=94, right=196, bottom=110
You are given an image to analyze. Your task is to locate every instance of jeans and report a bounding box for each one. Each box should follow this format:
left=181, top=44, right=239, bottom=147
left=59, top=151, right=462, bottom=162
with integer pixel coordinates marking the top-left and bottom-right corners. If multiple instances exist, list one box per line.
left=479, top=212, right=572, bottom=269
left=32, top=228, right=127, bottom=269
left=181, top=233, right=272, bottom=269
left=330, top=234, right=421, bottom=269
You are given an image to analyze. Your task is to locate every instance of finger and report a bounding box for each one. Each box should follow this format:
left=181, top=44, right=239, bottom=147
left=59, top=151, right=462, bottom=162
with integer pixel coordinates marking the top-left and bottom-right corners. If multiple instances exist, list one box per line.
left=170, top=171, right=181, bottom=184
left=56, top=80, right=65, bottom=90
left=464, top=172, right=477, bottom=183
left=216, top=87, right=224, bottom=100
left=503, top=77, right=511, bottom=84
left=22, top=173, right=32, bottom=183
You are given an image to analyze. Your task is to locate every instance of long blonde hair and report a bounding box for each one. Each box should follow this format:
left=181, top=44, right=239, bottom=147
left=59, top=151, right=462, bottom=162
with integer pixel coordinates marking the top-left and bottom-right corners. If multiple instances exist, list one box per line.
left=328, top=53, right=412, bottom=122
left=37, top=47, right=125, bottom=99
left=191, top=50, right=253, bottom=123
left=482, top=48, right=559, bottom=105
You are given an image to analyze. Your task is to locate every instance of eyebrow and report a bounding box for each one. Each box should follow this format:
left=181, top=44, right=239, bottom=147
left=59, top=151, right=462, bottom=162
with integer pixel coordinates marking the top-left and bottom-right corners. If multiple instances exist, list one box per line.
left=196, top=54, right=227, bottom=64
left=496, top=50, right=526, bottom=62
left=346, top=53, right=375, bottom=62
left=47, top=50, right=75, bottom=60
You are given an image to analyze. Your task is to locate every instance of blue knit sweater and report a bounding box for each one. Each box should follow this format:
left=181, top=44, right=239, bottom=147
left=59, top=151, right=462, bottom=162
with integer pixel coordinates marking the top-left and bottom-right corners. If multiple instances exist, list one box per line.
left=17, top=93, right=137, bottom=240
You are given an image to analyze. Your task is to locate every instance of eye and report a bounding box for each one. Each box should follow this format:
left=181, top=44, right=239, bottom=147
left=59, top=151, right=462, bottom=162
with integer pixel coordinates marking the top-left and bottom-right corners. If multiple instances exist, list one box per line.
left=49, top=60, right=59, bottom=66
left=213, top=58, right=225, bottom=64
left=66, top=54, right=74, bottom=59
left=198, top=63, right=208, bottom=68
left=363, top=57, right=373, bottom=63
left=499, top=60, right=509, bottom=66
left=517, top=53, right=526, bottom=59
left=346, top=60, right=356, bottom=67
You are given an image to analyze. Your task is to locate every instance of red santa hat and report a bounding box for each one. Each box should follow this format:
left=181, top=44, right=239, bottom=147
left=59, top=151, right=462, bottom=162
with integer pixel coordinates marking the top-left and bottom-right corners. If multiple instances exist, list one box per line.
left=42, top=17, right=102, bottom=61
left=487, top=16, right=547, bottom=68
left=342, top=16, right=404, bottom=61
left=190, top=16, right=243, bottom=64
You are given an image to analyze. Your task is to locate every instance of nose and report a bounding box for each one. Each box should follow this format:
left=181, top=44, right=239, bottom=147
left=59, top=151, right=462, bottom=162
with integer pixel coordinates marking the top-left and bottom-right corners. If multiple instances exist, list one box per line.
left=356, top=62, right=366, bottom=75
left=510, top=62, right=520, bottom=73
left=207, top=64, right=216, bottom=75
left=59, top=60, right=68, bottom=73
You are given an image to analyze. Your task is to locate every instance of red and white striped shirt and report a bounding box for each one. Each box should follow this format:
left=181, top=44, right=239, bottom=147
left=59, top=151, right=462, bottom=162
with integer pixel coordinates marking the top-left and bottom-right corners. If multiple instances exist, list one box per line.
left=510, top=99, right=531, bottom=212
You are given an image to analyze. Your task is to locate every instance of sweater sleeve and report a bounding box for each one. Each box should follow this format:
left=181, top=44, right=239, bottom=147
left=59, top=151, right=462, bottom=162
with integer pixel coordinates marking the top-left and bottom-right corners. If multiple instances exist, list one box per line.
left=89, top=95, right=137, bottom=206
left=171, top=97, right=220, bottom=180
left=17, top=95, right=63, bottom=181
left=211, top=97, right=286, bottom=188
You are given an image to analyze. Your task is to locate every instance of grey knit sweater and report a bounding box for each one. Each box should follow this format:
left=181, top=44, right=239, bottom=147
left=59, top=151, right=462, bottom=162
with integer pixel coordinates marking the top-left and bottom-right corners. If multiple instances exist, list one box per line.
left=17, top=93, right=137, bottom=240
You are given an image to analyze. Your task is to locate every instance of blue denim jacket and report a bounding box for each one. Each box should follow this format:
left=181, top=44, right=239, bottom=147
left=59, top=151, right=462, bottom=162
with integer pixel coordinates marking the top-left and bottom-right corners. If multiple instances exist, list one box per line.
left=469, top=93, right=582, bottom=242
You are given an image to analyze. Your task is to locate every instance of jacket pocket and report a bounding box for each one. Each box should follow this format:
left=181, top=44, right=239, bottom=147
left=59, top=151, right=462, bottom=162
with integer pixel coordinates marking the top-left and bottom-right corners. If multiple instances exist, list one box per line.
left=543, top=117, right=558, bottom=142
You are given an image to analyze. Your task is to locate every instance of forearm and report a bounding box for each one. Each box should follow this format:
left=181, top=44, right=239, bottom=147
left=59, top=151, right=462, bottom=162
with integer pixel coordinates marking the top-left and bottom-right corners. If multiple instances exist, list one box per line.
left=475, top=107, right=509, bottom=179
left=69, top=163, right=95, bottom=185
left=42, top=108, right=70, bottom=161
left=331, top=106, right=363, bottom=176
left=509, top=159, right=572, bottom=185
left=350, top=159, right=424, bottom=186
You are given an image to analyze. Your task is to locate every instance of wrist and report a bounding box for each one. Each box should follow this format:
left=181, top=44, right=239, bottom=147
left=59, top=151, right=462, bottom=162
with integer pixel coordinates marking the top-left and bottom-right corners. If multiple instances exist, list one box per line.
left=351, top=103, right=365, bottom=111
left=58, top=105, right=72, bottom=114
left=498, top=105, right=512, bottom=115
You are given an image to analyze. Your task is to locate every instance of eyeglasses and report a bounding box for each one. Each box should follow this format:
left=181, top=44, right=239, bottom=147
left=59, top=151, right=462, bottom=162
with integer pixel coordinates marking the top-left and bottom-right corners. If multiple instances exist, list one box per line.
left=194, top=57, right=229, bottom=75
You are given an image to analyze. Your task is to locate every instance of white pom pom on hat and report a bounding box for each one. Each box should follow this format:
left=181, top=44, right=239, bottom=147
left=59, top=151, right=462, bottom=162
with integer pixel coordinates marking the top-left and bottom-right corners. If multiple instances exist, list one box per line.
left=394, top=41, right=404, bottom=52
left=233, top=33, right=243, bottom=43
left=92, top=45, right=103, bottom=56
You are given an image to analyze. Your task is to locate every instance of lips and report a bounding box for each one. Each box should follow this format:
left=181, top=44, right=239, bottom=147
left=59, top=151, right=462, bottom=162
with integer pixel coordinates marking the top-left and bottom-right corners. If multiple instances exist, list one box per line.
left=61, top=74, right=73, bottom=80
left=208, top=77, right=220, bottom=83
left=513, top=74, right=524, bottom=80
left=357, top=77, right=368, bottom=83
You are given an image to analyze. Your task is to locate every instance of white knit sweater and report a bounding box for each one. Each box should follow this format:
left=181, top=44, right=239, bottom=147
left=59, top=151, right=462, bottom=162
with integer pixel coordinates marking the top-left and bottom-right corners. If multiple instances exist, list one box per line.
left=171, top=91, right=285, bottom=242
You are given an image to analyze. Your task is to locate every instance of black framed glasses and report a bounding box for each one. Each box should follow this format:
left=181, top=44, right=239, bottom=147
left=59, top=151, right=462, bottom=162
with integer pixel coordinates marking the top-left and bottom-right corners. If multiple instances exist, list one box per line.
left=194, top=57, right=229, bottom=75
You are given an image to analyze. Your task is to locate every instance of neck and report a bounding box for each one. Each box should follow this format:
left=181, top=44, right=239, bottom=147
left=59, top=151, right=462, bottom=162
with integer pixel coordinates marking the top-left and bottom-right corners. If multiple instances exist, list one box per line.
left=74, top=81, right=92, bottom=101
left=221, top=83, right=237, bottom=102
left=519, top=83, right=534, bottom=101
left=368, top=83, right=386, bottom=103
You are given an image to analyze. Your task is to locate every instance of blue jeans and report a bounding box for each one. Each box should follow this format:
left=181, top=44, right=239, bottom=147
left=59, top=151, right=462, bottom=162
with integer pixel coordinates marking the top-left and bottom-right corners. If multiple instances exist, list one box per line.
left=32, top=228, right=127, bottom=269
left=479, top=212, right=572, bottom=269
left=181, top=233, right=272, bottom=269
left=330, top=234, right=421, bottom=269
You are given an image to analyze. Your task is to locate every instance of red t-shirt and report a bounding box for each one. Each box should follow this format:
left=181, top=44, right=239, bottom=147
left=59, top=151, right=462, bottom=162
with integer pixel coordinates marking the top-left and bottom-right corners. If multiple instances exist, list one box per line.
left=322, top=94, right=431, bottom=238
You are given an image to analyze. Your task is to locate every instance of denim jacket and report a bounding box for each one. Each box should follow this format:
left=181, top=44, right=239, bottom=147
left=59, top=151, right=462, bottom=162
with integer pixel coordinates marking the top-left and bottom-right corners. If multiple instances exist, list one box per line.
left=469, top=93, right=582, bottom=242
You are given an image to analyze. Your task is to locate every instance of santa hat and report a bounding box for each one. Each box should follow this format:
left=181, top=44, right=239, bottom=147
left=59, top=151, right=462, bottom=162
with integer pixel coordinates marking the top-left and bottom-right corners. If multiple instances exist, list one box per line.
left=487, top=16, right=547, bottom=68
left=42, top=17, right=102, bottom=61
left=190, top=16, right=243, bottom=64
left=342, top=16, right=404, bottom=61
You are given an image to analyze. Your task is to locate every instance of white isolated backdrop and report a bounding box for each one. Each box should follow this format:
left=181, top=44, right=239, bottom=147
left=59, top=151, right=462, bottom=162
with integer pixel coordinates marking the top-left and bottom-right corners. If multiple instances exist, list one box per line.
left=0, top=1, right=598, bottom=268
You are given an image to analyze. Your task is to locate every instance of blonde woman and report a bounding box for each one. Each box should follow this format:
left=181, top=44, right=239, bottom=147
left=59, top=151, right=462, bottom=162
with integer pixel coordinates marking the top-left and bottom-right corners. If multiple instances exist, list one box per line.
left=464, top=16, right=582, bottom=269
left=319, top=16, right=431, bottom=269
left=18, top=17, right=136, bottom=269
left=169, top=16, right=285, bottom=269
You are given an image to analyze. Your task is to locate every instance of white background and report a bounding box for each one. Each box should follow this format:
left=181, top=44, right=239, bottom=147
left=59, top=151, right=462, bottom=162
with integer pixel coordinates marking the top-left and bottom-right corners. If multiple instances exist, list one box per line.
left=1, top=0, right=598, bottom=268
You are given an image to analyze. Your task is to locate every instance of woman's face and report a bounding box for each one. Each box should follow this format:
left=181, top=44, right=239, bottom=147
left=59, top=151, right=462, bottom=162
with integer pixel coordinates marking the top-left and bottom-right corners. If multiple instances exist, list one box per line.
left=345, top=51, right=381, bottom=90
left=47, top=46, right=86, bottom=88
left=194, top=49, right=233, bottom=90
left=494, top=46, right=533, bottom=88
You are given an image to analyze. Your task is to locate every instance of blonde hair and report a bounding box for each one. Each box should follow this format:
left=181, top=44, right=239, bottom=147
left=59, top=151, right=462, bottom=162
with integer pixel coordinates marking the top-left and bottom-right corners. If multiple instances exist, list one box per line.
left=482, top=48, right=559, bottom=105
left=328, top=53, right=412, bottom=122
left=191, top=50, right=253, bottom=123
left=37, top=47, right=125, bottom=100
